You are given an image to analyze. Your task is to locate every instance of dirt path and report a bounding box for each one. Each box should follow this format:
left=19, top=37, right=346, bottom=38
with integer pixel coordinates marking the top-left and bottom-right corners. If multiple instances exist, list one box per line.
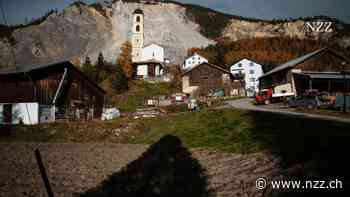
left=225, top=98, right=350, bottom=124
left=0, top=143, right=281, bottom=197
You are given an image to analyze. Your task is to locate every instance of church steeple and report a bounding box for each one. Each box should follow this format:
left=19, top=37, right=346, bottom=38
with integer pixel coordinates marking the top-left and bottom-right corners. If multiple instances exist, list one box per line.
left=131, top=9, right=144, bottom=62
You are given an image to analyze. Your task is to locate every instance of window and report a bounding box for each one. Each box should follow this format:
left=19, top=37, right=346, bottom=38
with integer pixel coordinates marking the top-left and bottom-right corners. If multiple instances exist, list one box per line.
left=152, top=52, right=155, bottom=57
left=136, top=25, right=140, bottom=32
left=136, top=16, right=141, bottom=22
left=250, top=62, right=254, bottom=66
left=249, top=70, right=255, bottom=74
left=250, top=78, right=256, bottom=82
left=238, top=63, right=242, bottom=67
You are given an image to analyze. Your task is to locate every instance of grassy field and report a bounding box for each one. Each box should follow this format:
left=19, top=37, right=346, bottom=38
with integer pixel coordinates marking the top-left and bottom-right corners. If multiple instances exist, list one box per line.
left=0, top=118, right=140, bottom=143
left=107, top=81, right=179, bottom=112
left=130, top=108, right=350, bottom=156
left=131, top=109, right=261, bottom=153
left=2, top=108, right=350, bottom=156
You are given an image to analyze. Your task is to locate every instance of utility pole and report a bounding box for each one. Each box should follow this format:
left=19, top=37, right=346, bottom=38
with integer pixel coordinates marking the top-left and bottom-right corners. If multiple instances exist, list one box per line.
left=341, top=62, right=348, bottom=113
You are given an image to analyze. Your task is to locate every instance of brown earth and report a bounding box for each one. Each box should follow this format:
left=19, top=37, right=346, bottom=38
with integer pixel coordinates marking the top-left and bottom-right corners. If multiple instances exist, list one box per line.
left=0, top=143, right=281, bottom=197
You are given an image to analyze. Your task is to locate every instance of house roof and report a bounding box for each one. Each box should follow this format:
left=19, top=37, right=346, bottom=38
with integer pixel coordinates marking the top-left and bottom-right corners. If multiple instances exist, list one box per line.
left=229, top=58, right=263, bottom=67
left=143, top=43, right=164, bottom=49
left=0, top=61, right=106, bottom=94
left=185, top=53, right=208, bottom=62
left=260, top=47, right=350, bottom=78
left=182, top=62, right=232, bottom=76
left=296, top=71, right=350, bottom=80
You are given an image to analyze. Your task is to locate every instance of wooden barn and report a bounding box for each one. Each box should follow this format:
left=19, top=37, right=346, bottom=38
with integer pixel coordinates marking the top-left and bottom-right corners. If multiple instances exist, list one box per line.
left=259, top=48, right=350, bottom=97
left=0, top=61, right=105, bottom=125
left=182, top=62, right=234, bottom=96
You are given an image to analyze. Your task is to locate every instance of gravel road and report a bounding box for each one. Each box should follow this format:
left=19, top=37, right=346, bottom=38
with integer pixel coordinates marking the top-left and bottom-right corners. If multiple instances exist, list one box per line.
left=0, top=143, right=281, bottom=197
left=226, top=98, right=350, bottom=124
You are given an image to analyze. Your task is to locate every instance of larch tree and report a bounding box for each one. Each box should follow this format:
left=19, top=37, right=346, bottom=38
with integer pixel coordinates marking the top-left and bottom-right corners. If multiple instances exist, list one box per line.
left=116, top=41, right=133, bottom=79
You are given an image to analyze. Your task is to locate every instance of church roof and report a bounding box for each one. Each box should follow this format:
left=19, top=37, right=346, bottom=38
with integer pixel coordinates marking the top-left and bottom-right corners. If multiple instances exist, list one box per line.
left=133, top=8, right=144, bottom=14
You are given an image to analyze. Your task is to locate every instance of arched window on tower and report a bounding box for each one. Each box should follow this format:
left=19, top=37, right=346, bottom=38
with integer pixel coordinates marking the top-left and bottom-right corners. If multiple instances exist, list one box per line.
left=136, top=16, right=141, bottom=22
left=136, top=25, right=140, bottom=32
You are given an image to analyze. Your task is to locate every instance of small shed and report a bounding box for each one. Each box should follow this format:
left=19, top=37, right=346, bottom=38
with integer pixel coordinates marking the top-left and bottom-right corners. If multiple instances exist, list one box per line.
left=182, top=62, right=234, bottom=97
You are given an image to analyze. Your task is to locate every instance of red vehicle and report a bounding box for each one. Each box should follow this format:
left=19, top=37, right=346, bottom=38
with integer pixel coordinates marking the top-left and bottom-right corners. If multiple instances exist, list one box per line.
left=255, top=89, right=273, bottom=105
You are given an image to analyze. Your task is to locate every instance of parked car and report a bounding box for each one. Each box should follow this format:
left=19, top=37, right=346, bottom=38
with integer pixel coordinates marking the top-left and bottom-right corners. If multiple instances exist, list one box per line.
left=255, top=89, right=273, bottom=105
left=287, top=90, right=327, bottom=109
left=335, top=95, right=350, bottom=110
left=255, top=88, right=294, bottom=105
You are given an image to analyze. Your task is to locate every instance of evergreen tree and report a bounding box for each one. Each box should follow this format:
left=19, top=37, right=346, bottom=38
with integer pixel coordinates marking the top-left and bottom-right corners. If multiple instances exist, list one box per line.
left=111, top=65, right=128, bottom=93
left=82, top=56, right=97, bottom=82
left=97, top=52, right=105, bottom=68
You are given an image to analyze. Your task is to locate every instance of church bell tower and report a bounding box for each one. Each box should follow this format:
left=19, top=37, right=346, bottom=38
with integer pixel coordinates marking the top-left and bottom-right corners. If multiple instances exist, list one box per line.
left=131, top=8, right=144, bottom=63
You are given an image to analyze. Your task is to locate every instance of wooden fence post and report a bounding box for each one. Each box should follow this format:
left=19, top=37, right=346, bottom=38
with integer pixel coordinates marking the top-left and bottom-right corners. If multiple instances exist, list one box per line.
left=35, top=149, right=55, bottom=197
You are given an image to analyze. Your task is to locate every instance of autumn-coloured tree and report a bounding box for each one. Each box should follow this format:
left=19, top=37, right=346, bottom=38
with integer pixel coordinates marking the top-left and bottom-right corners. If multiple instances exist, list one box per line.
left=116, top=41, right=133, bottom=79
left=70, top=56, right=81, bottom=67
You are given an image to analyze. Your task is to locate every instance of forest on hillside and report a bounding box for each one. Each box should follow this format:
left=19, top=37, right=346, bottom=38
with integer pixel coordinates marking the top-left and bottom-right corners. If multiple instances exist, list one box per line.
left=188, top=37, right=350, bottom=72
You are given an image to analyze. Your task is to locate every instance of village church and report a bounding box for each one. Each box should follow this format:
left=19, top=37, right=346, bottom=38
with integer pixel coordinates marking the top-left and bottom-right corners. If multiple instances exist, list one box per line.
left=131, top=8, right=166, bottom=79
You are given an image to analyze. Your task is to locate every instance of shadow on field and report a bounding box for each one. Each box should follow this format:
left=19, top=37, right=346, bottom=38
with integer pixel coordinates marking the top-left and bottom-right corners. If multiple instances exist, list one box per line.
left=77, top=135, right=211, bottom=197
left=246, top=111, right=350, bottom=196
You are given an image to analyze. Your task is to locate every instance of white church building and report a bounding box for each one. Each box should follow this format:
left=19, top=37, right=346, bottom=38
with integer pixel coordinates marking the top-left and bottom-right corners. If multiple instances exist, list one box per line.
left=230, top=59, right=264, bottom=97
left=131, top=8, right=166, bottom=79
left=182, top=53, right=208, bottom=70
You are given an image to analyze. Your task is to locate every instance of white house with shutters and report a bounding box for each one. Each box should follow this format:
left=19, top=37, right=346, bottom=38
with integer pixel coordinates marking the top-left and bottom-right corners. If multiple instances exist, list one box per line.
left=182, top=53, right=208, bottom=70
left=230, top=59, right=264, bottom=97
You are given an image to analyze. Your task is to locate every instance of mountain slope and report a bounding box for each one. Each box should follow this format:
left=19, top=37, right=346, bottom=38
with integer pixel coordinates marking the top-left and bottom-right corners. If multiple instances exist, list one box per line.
left=0, top=0, right=349, bottom=68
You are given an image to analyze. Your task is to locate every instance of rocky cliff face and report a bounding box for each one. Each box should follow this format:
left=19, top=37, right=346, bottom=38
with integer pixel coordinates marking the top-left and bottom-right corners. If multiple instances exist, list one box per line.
left=0, top=1, right=214, bottom=67
left=0, top=1, right=349, bottom=67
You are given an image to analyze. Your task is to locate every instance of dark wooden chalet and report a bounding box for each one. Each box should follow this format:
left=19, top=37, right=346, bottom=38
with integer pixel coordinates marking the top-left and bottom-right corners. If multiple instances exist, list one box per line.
left=182, top=62, right=234, bottom=96
left=0, top=61, right=105, bottom=123
left=259, top=48, right=350, bottom=96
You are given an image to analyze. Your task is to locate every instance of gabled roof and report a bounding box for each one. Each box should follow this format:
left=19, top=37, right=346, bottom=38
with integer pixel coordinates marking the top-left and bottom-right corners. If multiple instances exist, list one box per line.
left=0, top=61, right=106, bottom=94
left=182, top=62, right=231, bottom=76
left=260, top=47, right=350, bottom=78
left=185, top=53, right=208, bottom=62
left=230, top=58, right=263, bottom=67
left=143, top=43, right=164, bottom=49
left=0, top=61, right=72, bottom=75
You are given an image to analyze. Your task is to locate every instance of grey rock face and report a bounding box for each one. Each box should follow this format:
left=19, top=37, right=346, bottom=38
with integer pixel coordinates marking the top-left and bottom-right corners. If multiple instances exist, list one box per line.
left=0, top=1, right=214, bottom=67
left=0, top=1, right=349, bottom=68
